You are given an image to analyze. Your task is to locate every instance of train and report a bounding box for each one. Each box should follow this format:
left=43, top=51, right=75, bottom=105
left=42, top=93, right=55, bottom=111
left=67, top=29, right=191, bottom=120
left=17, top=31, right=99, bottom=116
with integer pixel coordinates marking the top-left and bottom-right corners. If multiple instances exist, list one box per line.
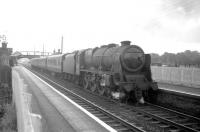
left=30, top=41, right=158, bottom=104
left=0, top=41, right=13, bottom=104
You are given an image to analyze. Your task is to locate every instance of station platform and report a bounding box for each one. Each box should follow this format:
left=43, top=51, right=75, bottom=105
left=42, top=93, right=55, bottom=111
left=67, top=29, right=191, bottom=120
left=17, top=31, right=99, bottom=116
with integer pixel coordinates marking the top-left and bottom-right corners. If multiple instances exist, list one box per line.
left=158, top=83, right=200, bottom=97
left=13, top=66, right=113, bottom=132
left=151, top=66, right=200, bottom=97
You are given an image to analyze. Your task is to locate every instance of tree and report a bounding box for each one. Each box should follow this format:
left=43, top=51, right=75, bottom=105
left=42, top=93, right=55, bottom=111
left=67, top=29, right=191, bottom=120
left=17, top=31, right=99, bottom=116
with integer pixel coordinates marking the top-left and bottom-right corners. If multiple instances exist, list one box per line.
left=150, top=50, right=200, bottom=67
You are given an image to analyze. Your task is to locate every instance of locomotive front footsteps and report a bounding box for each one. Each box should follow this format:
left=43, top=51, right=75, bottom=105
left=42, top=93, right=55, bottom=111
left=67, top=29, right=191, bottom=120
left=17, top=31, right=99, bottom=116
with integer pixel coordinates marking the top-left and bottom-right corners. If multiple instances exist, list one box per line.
left=30, top=41, right=158, bottom=104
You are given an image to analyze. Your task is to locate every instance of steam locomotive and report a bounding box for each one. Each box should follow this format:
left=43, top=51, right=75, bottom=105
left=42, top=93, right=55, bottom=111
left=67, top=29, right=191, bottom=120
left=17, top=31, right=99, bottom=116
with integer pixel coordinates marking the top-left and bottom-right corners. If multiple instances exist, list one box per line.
left=0, top=41, right=13, bottom=104
left=31, top=41, right=157, bottom=103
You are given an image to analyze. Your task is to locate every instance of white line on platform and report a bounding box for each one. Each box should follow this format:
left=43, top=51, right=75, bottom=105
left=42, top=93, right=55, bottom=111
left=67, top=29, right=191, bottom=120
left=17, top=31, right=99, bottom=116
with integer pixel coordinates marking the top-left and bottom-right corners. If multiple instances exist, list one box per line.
left=159, top=87, right=200, bottom=97
left=28, top=69, right=117, bottom=132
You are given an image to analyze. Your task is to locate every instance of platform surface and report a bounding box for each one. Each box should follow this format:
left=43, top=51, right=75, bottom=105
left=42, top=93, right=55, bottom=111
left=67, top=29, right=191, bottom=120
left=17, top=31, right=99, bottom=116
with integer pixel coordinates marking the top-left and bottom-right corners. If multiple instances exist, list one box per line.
left=158, top=83, right=200, bottom=97
left=14, top=66, right=112, bottom=132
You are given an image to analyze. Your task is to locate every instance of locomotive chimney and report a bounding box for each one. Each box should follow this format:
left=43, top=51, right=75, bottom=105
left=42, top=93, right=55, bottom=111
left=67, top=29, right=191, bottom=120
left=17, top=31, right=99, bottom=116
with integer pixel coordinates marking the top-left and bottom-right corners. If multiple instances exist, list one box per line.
left=120, top=41, right=131, bottom=46
left=2, top=42, right=7, bottom=48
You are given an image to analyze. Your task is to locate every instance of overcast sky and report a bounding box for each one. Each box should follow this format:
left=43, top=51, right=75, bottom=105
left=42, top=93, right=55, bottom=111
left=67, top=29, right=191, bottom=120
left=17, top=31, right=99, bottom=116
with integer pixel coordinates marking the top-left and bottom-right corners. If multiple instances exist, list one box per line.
left=0, top=0, right=199, bottom=55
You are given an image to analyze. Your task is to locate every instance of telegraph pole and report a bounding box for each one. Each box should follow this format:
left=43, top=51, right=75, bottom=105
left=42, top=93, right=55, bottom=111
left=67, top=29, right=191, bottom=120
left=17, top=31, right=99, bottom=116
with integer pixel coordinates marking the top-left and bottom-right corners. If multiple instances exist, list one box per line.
left=43, top=44, right=44, bottom=56
left=34, top=46, right=35, bottom=56
left=61, top=36, right=63, bottom=54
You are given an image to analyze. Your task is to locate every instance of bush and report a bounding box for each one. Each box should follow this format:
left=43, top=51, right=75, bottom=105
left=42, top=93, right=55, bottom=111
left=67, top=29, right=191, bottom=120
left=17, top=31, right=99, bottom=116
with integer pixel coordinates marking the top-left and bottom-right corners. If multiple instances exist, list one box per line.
left=0, top=104, right=17, bottom=132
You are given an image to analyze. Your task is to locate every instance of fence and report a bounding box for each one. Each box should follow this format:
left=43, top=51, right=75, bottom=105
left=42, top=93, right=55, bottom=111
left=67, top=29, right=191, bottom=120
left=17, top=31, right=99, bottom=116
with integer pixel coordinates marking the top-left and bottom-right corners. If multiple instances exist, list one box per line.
left=12, top=70, right=42, bottom=132
left=151, top=66, right=200, bottom=88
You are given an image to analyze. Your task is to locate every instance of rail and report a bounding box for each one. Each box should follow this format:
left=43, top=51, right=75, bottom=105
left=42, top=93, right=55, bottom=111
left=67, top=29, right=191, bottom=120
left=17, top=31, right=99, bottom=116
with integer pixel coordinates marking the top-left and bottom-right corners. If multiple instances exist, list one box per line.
left=26, top=66, right=146, bottom=132
left=28, top=66, right=200, bottom=132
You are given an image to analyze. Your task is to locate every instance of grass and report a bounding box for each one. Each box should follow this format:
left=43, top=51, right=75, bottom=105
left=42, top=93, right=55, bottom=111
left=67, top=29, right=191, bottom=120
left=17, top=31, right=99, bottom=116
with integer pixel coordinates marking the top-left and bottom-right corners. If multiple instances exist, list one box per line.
left=0, top=104, right=17, bottom=132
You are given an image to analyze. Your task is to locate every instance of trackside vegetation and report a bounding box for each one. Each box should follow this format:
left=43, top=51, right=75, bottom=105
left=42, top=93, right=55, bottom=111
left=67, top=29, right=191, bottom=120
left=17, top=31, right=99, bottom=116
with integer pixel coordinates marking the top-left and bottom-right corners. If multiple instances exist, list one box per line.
left=0, top=104, right=17, bottom=132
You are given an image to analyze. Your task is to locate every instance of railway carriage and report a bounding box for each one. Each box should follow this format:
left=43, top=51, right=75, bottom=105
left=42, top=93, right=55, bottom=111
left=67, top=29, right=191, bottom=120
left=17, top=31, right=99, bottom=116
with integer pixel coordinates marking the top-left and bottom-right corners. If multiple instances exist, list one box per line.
left=30, top=57, right=47, bottom=70
left=62, top=51, right=79, bottom=82
left=46, top=54, right=63, bottom=74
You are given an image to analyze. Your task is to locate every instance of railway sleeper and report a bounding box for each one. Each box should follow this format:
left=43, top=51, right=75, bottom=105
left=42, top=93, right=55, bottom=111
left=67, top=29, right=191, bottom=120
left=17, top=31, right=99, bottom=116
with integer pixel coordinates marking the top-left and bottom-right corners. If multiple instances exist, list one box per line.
left=82, top=106, right=93, bottom=109
left=176, top=120, right=194, bottom=125
left=157, top=123, right=170, bottom=128
left=171, top=118, right=188, bottom=123
left=152, top=112, right=170, bottom=116
left=143, top=115, right=152, bottom=120
left=104, top=120, right=117, bottom=123
left=148, top=111, right=168, bottom=115
left=112, top=125, right=128, bottom=130
left=115, top=128, right=131, bottom=132
left=182, top=122, right=199, bottom=126
left=144, top=117, right=153, bottom=121
left=85, top=108, right=95, bottom=111
left=196, top=127, right=200, bottom=131
left=149, top=120, right=160, bottom=124
left=168, top=129, right=180, bottom=132
left=77, top=103, right=88, bottom=106
left=94, top=113, right=105, bottom=116
left=98, top=116, right=110, bottom=120
left=108, top=122, right=122, bottom=127
left=161, top=115, right=178, bottom=119
left=135, top=113, right=143, bottom=117
left=167, top=126, right=180, bottom=132
left=90, top=110, right=101, bottom=114
left=99, top=117, right=112, bottom=121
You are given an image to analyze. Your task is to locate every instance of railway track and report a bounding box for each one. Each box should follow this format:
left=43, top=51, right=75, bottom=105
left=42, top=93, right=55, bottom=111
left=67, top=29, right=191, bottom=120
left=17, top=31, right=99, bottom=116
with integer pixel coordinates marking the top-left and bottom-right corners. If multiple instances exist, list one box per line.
left=27, top=67, right=145, bottom=132
left=123, top=103, right=200, bottom=132
left=26, top=66, right=200, bottom=132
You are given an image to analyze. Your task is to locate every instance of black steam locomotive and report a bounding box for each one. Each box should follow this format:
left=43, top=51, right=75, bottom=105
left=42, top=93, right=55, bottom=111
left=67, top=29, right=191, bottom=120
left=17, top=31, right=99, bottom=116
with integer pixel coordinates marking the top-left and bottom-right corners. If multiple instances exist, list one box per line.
left=0, top=41, right=13, bottom=104
left=31, top=41, right=157, bottom=103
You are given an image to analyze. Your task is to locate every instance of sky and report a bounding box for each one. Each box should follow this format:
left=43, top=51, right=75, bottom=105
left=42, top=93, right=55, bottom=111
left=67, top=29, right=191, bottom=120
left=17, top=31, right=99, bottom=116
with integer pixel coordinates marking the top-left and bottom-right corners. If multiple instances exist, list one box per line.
left=0, top=0, right=199, bottom=55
